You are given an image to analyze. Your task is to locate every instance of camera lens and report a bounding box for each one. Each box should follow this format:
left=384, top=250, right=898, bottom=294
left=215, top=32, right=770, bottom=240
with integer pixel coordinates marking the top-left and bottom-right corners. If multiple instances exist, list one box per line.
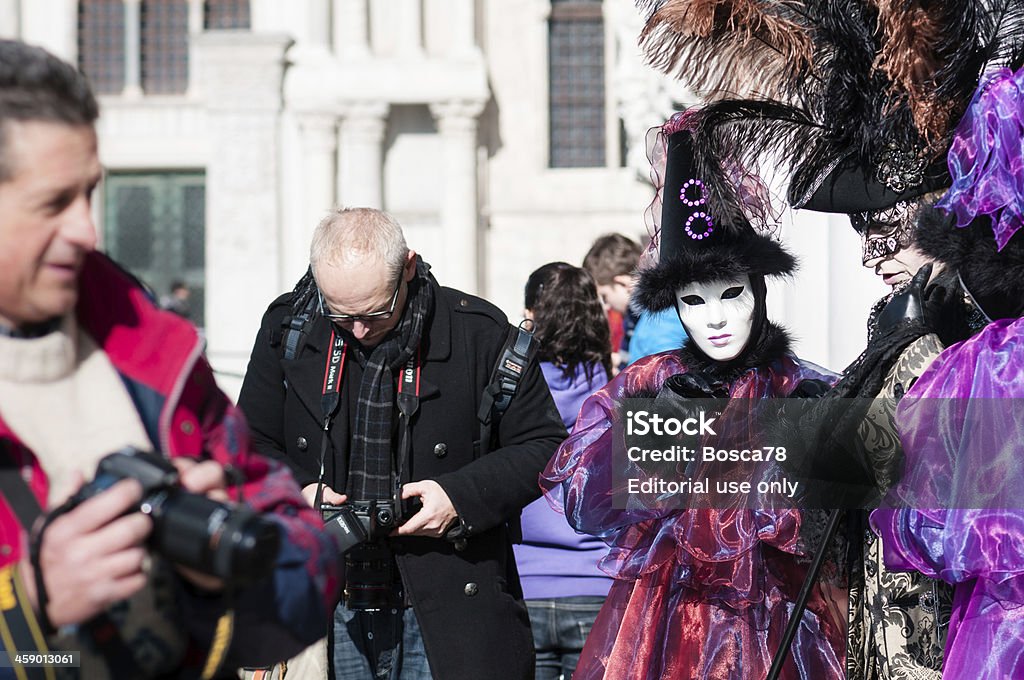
left=151, top=490, right=280, bottom=584
left=343, top=542, right=397, bottom=611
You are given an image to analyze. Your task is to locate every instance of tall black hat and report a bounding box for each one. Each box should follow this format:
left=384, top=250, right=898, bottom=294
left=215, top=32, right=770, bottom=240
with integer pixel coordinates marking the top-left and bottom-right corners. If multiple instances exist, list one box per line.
left=632, top=120, right=795, bottom=314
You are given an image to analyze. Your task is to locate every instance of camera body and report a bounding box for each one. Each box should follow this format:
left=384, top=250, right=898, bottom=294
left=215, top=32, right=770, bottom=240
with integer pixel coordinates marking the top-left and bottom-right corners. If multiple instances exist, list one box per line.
left=67, top=447, right=281, bottom=586
left=320, top=499, right=399, bottom=553
left=321, top=496, right=419, bottom=611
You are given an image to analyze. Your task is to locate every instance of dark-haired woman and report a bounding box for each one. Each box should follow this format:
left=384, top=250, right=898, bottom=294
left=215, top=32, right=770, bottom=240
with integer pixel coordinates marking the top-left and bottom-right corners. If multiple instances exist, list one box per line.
left=515, top=261, right=614, bottom=680
left=540, top=115, right=846, bottom=680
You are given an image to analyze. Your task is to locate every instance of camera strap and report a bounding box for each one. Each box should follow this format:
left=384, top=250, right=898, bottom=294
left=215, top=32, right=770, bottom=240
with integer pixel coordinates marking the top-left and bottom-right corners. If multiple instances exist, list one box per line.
left=315, top=331, right=347, bottom=510
left=0, top=445, right=140, bottom=679
left=395, top=350, right=422, bottom=492
left=0, top=565, right=54, bottom=680
left=314, top=331, right=423, bottom=508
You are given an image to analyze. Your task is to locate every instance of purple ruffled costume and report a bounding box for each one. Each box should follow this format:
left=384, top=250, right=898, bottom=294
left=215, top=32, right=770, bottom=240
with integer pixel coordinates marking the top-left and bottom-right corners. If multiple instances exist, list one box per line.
left=872, top=317, right=1024, bottom=679
left=541, top=350, right=847, bottom=680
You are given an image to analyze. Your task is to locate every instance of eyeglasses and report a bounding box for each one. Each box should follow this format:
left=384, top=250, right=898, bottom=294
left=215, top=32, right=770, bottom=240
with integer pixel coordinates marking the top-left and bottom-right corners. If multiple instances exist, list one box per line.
left=318, top=280, right=402, bottom=323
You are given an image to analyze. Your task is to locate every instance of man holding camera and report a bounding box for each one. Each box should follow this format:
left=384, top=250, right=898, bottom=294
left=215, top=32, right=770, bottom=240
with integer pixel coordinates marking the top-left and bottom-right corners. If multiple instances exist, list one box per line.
left=0, top=39, right=341, bottom=678
left=239, top=207, right=567, bottom=679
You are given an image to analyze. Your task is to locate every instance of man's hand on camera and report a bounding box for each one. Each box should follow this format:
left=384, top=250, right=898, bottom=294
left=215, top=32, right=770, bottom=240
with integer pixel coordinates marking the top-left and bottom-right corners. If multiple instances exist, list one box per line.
left=394, top=481, right=457, bottom=538
left=301, top=482, right=347, bottom=508
left=28, top=476, right=152, bottom=627
left=172, top=458, right=230, bottom=592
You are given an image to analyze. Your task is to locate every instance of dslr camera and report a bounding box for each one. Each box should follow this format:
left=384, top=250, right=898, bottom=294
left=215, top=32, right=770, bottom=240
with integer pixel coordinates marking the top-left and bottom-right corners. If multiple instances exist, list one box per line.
left=321, top=495, right=417, bottom=611
left=65, top=447, right=281, bottom=586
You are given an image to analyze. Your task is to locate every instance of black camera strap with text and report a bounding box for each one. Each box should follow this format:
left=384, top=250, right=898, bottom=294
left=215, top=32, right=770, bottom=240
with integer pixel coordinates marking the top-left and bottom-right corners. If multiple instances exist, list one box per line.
left=314, top=330, right=348, bottom=511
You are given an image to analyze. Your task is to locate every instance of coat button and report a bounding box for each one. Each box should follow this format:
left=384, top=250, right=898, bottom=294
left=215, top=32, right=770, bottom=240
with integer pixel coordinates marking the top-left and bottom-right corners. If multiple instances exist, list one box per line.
left=180, top=420, right=195, bottom=435
left=296, top=436, right=309, bottom=451
left=433, top=442, right=447, bottom=458
left=464, top=582, right=478, bottom=597
left=459, top=299, right=468, bottom=307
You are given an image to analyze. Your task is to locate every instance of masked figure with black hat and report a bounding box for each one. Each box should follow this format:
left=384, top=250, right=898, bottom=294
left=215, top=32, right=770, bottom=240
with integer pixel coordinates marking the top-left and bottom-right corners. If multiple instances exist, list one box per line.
left=869, top=58, right=1024, bottom=680
left=540, top=111, right=845, bottom=680
left=633, top=2, right=1024, bottom=678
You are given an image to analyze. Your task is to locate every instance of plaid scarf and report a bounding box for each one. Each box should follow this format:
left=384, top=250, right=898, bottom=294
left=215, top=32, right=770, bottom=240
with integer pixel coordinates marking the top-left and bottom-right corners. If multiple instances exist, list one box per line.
left=346, top=260, right=434, bottom=500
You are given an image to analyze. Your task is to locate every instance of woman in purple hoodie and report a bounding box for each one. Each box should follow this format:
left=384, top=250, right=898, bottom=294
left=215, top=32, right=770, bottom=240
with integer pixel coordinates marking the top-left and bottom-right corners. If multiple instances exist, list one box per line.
left=515, top=262, right=613, bottom=680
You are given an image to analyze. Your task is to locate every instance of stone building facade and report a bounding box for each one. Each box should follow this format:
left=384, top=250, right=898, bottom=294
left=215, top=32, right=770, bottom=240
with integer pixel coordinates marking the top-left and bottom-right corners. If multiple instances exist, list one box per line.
left=0, top=0, right=883, bottom=395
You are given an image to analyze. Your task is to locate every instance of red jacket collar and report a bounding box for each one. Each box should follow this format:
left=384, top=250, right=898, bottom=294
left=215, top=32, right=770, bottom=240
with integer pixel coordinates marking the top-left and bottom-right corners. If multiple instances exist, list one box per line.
left=75, top=251, right=202, bottom=400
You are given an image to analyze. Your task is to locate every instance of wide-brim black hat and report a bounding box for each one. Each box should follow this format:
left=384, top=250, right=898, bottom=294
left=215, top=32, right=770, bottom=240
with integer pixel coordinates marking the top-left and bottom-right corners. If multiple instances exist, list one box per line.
left=789, top=145, right=952, bottom=215
left=633, top=128, right=796, bottom=314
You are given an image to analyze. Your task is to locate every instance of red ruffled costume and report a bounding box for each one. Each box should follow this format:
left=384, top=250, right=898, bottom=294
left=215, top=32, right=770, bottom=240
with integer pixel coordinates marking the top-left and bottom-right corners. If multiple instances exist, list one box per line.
left=542, top=350, right=847, bottom=680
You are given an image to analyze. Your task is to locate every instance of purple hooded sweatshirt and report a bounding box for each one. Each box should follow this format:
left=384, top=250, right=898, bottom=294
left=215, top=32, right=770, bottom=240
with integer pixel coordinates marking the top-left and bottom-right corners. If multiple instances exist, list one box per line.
left=514, top=361, right=613, bottom=599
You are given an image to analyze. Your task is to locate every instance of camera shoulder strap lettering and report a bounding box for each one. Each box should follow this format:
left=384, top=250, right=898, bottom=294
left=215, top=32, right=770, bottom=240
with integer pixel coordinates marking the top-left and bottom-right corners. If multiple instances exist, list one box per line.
left=315, top=330, right=347, bottom=510
left=395, top=350, right=422, bottom=490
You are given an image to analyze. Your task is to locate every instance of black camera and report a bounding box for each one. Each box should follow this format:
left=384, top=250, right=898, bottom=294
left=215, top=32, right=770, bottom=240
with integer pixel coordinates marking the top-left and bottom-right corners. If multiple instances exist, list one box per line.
left=321, top=497, right=418, bottom=611
left=320, top=499, right=399, bottom=554
left=66, top=447, right=281, bottom=586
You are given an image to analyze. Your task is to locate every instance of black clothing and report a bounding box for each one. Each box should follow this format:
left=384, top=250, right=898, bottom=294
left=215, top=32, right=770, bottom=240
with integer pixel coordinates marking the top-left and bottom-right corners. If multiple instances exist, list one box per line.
left=238, top=273, right=567, bottom=680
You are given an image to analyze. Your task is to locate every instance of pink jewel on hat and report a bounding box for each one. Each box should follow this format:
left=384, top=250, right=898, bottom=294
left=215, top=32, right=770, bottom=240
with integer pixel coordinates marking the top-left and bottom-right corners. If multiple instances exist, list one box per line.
left=684, top=212, right=714, bottom=240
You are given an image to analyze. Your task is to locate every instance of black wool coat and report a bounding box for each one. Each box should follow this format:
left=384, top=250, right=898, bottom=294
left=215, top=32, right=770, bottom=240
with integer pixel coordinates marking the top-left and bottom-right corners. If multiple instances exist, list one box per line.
left=238, top=276, right=568, bottom=680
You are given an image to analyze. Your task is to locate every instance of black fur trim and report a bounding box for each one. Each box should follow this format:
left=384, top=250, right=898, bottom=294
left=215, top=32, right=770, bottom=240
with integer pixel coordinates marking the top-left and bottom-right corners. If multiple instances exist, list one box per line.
left=677, top=320, right=793, bottom=383
left=916, top=207, right=1024, bottom=317
left=632, top=233, right=796, bottom=313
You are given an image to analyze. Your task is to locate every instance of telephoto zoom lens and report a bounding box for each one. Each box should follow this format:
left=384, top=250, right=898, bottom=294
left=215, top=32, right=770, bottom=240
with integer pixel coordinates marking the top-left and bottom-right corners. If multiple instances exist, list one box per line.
left=147, top=490, right=281, bottom=585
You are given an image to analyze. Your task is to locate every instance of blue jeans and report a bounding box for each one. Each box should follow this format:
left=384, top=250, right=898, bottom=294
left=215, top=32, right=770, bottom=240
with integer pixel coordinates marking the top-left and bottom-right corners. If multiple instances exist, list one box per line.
left=332, top=605, right=432, bottom=680
left=526, top=596, right=606, bottom=680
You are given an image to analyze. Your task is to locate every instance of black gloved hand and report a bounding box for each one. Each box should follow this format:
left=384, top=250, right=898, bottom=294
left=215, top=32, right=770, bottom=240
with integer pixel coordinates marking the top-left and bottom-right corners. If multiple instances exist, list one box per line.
left=662, top=371, right=729, bottom=399
left=876, top=263, right=932, bottom=334
left=788, top=378, right=832, bottom=399
left=875, top=262, right=971, bottom=347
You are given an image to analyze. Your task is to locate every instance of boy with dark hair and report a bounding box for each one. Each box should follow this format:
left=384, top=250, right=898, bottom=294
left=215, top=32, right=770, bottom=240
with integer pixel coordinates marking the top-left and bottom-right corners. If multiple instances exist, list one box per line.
left=583, top=233, right=686, bottom=369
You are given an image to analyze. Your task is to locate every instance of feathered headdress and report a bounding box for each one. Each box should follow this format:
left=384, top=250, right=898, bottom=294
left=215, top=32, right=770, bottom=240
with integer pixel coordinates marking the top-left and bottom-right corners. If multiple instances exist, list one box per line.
left=636, top=0, right=1024, bottom=248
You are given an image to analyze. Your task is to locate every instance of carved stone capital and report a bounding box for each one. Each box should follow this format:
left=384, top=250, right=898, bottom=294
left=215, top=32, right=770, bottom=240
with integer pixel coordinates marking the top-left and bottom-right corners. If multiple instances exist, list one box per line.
left=429, top=99, right=486, bottom=134
left=337, top=101, right=388, bottom=140
left=296, top=112, right=338, bottom=151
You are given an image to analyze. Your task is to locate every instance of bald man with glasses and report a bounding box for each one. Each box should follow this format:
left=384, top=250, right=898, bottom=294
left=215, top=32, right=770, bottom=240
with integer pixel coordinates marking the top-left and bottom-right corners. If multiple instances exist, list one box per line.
left=238, top=207, right=567, bottom=680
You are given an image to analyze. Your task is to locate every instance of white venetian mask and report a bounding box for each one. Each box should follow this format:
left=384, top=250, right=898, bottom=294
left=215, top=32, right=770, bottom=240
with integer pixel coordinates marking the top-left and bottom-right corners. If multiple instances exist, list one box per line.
left=675, top=275, right=755, bottom=362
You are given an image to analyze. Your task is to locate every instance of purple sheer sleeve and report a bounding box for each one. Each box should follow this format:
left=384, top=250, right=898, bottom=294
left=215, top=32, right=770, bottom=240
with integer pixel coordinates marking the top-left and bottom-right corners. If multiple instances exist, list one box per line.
left=872, top=318, right=1024, bottom=679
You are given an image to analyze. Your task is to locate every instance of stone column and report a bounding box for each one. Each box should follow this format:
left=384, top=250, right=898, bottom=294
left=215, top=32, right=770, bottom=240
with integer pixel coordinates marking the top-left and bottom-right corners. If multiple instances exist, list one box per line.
left=0, top=0, right=19, bottom=39
left=429, top=100, right=486, bottom=294
left=448, top=0, right=475, bottom=57
left=309, top=0, right=331, bottom=50
left=186, top=0, right=203, bottom=96
left=395, top=0, right=423, bottom=57
left=334, top=0, right=369, bottom=58
left=297, top=112, right=339, bottom=271
left=122, top=0, right=142, bottom=97
left=19, top=0, right=74, bottom=59
left=195, top=32, right=293, bottom=395
left=337, top=102, right=387, bottom=209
